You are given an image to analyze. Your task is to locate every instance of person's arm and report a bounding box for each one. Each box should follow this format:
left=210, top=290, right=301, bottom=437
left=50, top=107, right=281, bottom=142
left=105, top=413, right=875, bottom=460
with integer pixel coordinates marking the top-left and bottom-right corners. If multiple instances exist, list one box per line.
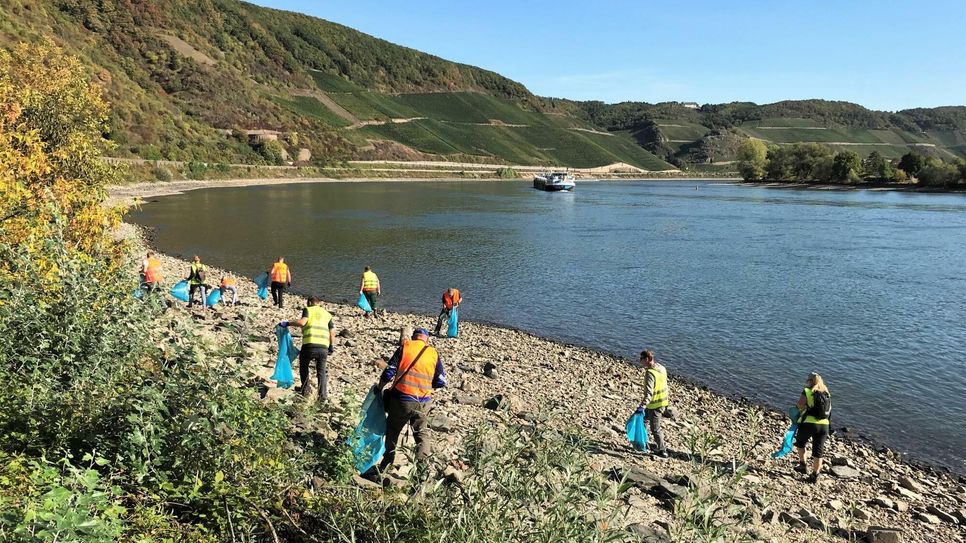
left=376, top=347, right=403, bottom=389
left=327, top=319, right=335, bottom=352
left=286, top=308, right=310, bottom=329
left=377, top=277, right=381, bottom=295
left=359, top=276, right=365, bottom=294
left=287, top=268, right=292, bottom=285
left=796, top=392, right=807, bottom=411
left=638, top=370, right=655, bottom=408
left=432, top=358, right=447, bottom=389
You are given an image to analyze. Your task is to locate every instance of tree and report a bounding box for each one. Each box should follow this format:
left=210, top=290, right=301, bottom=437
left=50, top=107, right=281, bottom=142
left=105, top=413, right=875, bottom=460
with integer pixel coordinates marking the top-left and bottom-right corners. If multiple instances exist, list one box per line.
left=917, top=159, right=960, bottom=188
left=862, top=151, right=892, bottom=180
left=736, top=139, right=768, bottom=181
left=0, top=41, right=123, bottom=281
left=831, top=151, right=862, bottom=182
left=898, top=152, right=927, bottom=176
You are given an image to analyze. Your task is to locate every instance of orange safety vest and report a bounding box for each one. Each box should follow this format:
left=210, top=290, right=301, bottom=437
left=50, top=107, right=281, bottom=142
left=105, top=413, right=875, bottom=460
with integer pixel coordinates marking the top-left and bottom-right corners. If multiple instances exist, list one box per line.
left=221, top=277, right=237, bottom=288
left=443, top=289, right=461, bottom=309
left=270, top=262, right=289, bottom=282
left=144, top=257, right=162, bottom=283
left=392, top=340, right=439, bottom=399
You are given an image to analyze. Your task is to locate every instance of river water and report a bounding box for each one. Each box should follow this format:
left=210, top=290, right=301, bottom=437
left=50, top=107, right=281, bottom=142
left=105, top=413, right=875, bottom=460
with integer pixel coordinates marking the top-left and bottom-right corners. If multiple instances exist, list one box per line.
left=130, top=180, right=966, bottom=472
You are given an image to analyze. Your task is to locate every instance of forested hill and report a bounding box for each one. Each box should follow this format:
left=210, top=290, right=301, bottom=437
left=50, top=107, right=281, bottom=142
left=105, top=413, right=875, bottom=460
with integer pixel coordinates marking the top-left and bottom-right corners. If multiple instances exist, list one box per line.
left=2, top=0, right=962, bottom=171
left=552, top=98, right=966, bottom=167
left=0, top=0, right=673, bottom=170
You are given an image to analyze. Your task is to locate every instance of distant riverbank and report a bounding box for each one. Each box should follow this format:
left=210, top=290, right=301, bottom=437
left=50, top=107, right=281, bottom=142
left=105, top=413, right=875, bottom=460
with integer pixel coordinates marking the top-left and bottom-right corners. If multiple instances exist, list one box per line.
left=740, top=180, right=966, bottom=193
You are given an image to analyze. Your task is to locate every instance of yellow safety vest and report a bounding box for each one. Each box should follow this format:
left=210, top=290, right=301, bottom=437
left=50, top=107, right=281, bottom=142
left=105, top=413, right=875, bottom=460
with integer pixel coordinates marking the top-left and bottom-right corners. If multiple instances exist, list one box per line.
left=646, top=364, right=669, bottom=409
left=362, top=271, right=379, bottom=291
left=302, top=306, right=332, bottom=347
left=190, top=263, right=206, bottom=285
left=802, top=387, right=830, bottom=425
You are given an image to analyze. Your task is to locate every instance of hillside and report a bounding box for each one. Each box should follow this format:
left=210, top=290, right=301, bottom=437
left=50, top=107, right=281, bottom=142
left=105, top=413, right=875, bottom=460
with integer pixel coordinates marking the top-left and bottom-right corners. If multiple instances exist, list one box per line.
left=565, top=99, right=966, bottom=167
left=0, top=0, right=674, bottom=171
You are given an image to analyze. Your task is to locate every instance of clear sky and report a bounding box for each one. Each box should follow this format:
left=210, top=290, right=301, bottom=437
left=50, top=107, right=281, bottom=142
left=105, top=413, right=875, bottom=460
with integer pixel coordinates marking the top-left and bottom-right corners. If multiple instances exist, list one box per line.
left=249, top=0, right=965, bottom=111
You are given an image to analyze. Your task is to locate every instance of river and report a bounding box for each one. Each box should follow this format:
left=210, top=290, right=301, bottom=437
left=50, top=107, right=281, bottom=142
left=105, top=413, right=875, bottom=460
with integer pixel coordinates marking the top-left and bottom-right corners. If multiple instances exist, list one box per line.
left=129, top=179, right=966, bottom=472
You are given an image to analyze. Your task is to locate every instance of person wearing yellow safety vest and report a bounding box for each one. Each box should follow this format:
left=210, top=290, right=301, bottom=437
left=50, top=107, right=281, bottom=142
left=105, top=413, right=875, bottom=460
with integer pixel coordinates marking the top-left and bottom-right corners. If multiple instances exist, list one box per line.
left=636, top=350, right=670, bottom=458
left=794, top=373, right=832, bottom=483
left=140, top=251, right=163, bottom=293
left=280, top=296, right=335, bottom=401
left=374, top=327, right=447, bottom=475
left=268, top=257, right=292, bottom=309
left=186, top=255, right=208, bottom=309
left=359, top=266, right=381, bottom=317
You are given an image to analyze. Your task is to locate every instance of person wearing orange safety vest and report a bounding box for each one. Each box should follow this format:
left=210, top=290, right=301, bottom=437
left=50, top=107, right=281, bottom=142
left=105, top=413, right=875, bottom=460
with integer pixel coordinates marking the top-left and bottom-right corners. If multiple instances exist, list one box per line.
left=220, top=274, right=238, bottom=307
left=636, top=350, right=670, bottom=458
left=374, top=327, right=446, bottom=473
left=433, top=287, right=462, bottom=336
left=268, top=257, right=292, bottom=309
left=140, top=251, right=163, bottom=293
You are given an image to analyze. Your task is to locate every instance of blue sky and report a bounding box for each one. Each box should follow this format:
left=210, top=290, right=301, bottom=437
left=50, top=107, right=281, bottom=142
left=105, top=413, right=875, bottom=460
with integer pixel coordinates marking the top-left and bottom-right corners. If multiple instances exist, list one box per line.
left=250, top=0, right=965, bottom=111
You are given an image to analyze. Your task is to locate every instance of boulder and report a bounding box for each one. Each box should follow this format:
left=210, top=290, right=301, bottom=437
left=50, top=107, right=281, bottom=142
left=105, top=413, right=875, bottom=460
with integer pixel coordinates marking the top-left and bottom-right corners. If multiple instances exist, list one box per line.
left=610, top=467, right=663, bottom=492
left=913, top=512, right=940, bottom=525
left=830, top=465, right=861, bottom=479
left=898, top=476, right=925, bottom=494
left=779, top=511, right=807, bottom=530
left=872, top=496, right=894, bottom=509
left=798, top=508, right=827, bottom=531
left=625, top=523, right=670, bottom=543
left=453, top=392, right=481, bottom=406
left=924, top=505, right=957, bottom=524
left=895, top=487, right=922, bottom=501
left=865, top=526, right=902, bottom=543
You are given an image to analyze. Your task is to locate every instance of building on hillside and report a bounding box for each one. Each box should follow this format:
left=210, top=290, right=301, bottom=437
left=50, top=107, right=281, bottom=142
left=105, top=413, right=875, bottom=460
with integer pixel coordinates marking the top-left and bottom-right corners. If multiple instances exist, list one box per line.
left=243, top=129, right=282, bottom=143
left=681, top=102, right=700, bottom=109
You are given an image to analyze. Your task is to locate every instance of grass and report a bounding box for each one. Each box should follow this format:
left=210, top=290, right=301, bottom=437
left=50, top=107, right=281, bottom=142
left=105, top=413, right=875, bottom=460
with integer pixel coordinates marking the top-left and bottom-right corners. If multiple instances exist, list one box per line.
left=329, top=91, right=420, bottom=120
left=309, top=70, right=365, bottom=93
left=654, top=120, right=711, bottom=141
left=741, top=117, right=825, bottom=128
left=273, top=95, right=352, bottom=127
left=392, top=92, right=546, bottom=125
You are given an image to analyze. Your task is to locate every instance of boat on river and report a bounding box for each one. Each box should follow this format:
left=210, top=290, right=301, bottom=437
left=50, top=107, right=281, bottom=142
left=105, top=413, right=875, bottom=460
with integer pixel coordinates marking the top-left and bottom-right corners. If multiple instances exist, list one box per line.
left=533, top=172, right=576, bottom=192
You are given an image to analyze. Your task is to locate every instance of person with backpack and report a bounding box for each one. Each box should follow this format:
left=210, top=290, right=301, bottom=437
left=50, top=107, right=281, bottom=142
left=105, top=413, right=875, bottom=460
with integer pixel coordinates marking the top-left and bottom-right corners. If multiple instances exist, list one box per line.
left=373, top=327, right=446, bottom=476
left=794, top=372, right=832, bottom=483
left=636, top=350, right=670, bottom=458
left=186, top=255, right=208, bottom=309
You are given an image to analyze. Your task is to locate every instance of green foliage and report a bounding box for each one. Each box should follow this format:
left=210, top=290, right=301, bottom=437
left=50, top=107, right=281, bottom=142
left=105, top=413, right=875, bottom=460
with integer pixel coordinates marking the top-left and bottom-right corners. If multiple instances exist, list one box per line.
left=183, top=160, right=209, bottom=180
left=257, top=140, right=288, bottom=165
left=898, top=152, right=927, bottom=176
left=303, top=421, right=627, bottom=542
left=736, top=139, right=768, bottom=180
left=831, top=150, right=862, bottom=182
left=495, top=167, right=520, bottom=179
left=862, top=151, right=893, bottom=180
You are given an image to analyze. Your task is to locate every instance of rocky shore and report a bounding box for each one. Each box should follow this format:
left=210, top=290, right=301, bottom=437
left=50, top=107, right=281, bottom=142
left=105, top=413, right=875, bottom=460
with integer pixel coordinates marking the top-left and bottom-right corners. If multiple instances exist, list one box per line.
left=129, top=226, right=964, bottom=542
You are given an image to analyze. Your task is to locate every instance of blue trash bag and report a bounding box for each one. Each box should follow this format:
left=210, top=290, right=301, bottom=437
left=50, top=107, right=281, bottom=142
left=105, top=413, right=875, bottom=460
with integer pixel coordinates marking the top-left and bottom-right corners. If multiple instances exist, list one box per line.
left=626, top=408, right=649, bottom=451
left=254, top=272, right=270, bottom=300
left=271, top=325, right=299, bottom=389
left=206, top=288, right=222, bottom=307
left=772, top=406, right=801, bottom=459
left=446, top=307, right=459, bottom=338
left=346, top=388, right=387, bottom=473
left=357, top=292, right=373, bottom=313
left=133, top=286, right=144, bottom=299
left=170, top=280, right=190, bottom=302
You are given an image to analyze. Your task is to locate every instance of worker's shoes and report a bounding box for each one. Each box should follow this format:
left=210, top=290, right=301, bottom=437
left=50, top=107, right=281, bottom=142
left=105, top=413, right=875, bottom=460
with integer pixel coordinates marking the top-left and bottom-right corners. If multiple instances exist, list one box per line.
left=806, top=472, right=822, bottom=484
left=794, top=462, right=808, bottom=474
left=654, top=450, right=670, bottom=459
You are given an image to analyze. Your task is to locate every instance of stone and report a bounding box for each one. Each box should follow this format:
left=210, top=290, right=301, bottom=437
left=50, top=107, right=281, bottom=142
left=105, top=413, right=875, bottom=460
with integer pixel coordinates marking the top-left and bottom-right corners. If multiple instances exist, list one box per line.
left=798, top=508, right=827, bottom=531
left=830, top=465, right=861, bottom=479
left=483, top=394, right=510, bottom=411
left=612, top=467, right=663, bottom=492
left=953, top=508, right=966, bottom=524
left=654, top=480, right=688, bottom=503
left=831, top=456, right=852, bottom=467
left=898, top=476, right=925, bottom=494
left=483, top=361, right=497, bottom=378
left=913, top=512, right=940, bottom=525
left=865, top=526, right=902, bottom=543
left=760, top=508, right=778, bottom=525
left=663, top=406, right=677, bottom=419
left=442, top=465, right=465, bottom=485
left=428, top=414, right=453, bottom=432
left=625, top=523, right=670, bottom=543
left=925, top=505, right=957, bottom=524
left=453, top=392, right=481, bottom=406
left=779, top=511, right=807, bottom=530
left=872, top=496, right=895, bottom=509
left=893, top=500, right=909, bottom=513
left=828, top=499, right=845, bottom=511
left=895, top=487, right=922, bottom=501
left=851, top=507, right=872, bottom=521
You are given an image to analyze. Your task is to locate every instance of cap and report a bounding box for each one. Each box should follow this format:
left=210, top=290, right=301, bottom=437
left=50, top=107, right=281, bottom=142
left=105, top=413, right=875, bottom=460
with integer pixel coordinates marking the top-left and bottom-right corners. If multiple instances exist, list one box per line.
left=412, top=327, right=430, bottom=339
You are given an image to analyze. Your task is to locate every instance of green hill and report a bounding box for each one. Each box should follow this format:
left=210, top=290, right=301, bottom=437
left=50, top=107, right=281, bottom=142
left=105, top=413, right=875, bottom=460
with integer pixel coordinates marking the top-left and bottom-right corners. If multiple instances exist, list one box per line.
left=569, top=99, right=966, bottom=166
left=0, top=0, right=674, bottom=171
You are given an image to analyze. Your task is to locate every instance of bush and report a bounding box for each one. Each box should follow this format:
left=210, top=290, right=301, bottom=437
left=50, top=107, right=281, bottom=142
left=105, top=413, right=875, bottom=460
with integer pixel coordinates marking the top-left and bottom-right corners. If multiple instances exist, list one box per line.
left=183, top=161, right=208, bottom=180
left=495, top=167, right=519, bottom=179
left=151, top=165, right=174, bottom=181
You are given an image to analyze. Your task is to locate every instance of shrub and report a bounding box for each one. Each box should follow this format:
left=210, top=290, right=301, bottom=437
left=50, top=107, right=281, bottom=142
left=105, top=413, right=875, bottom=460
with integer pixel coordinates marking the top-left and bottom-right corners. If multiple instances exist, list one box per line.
left=151, top=165, right=174, bottom=181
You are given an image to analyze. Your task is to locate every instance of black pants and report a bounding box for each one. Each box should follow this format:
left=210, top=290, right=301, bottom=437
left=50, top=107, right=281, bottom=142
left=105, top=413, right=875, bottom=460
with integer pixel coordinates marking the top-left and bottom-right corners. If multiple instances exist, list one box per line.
left=434, top=307, right=452, bottom=335
left=299, top=345, right=328, bottom=400
left=380, top=394, right=431, bottom=470
left=795, top=423, right=829, bottom=458
left=271, top=281, right=285, bottom=308
left=188, top=284, right=207, bottom=307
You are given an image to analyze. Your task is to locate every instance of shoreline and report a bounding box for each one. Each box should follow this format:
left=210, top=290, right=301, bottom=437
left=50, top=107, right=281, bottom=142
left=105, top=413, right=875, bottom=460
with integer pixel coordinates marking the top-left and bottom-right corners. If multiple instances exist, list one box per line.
left=128, top=227, right=965, bottom=541
left=123, top=181, right=966, bottom=478
left=739, top=180, right=966, bottom=194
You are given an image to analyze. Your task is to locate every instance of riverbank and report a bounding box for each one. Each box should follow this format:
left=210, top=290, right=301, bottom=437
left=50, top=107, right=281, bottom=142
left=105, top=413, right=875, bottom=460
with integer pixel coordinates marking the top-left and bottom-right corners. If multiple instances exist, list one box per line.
left=129, top=223, right=966, bottom=542
left=739, top=180, right=966, bottom=193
